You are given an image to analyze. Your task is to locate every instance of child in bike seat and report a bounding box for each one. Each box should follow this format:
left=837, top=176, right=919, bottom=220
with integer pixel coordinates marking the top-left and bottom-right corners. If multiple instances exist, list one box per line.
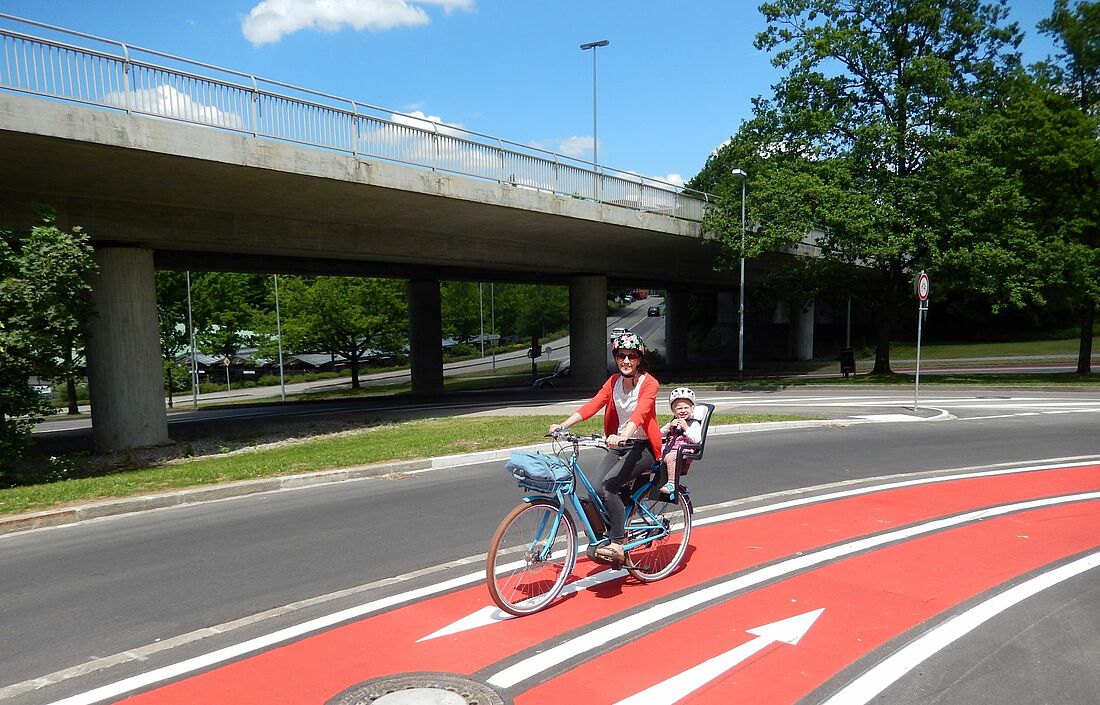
left=659, top=387, right=702, bottom=495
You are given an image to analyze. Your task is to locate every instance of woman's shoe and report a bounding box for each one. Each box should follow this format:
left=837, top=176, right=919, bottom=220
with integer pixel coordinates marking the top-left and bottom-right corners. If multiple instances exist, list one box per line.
left=660, top=481, right=675, bottom=495
left=594, top=541, right=625, bottom=569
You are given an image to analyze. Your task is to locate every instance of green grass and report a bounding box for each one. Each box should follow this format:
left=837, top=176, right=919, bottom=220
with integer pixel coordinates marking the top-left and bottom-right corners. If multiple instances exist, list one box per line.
left=0, top=412, right=805, bottom=516
left=888, top=336, right=1098, bottom=359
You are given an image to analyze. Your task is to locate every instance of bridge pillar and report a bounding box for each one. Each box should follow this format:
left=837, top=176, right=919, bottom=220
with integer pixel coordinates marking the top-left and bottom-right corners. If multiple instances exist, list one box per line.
left=791, top=299, right=815, bottom=361
left=663, top=289, right=689, bottom=366
left=568, top=275, right=608, bottom=389
left=705, top=290, right=739, bottom=367
left=86, top=247, right=169, bottom=451
left=408, top=279, right=443, bottom=395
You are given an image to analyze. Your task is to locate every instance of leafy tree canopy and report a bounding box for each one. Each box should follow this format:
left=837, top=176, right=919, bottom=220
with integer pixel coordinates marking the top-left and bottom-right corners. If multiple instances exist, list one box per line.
left=278, top=276, right=407, bottom=389
left=0, top=211, right=96, bottom=470
left=693, top=0, right=1025, bottom=373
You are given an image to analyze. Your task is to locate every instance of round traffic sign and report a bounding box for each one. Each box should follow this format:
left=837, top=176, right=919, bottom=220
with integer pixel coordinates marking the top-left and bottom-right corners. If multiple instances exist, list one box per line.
left=916, top=272, right=930, bottom=301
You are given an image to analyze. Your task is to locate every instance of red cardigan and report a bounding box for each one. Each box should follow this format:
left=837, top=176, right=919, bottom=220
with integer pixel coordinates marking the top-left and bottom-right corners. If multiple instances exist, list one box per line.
left=576, top=373, right=662, bottom=458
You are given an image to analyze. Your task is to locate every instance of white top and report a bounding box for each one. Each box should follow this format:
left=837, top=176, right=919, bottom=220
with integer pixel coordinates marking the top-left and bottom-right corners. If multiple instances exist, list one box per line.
left=613, top=374, right=649, bottom=440
left=663, top=405, right=706, bottom=443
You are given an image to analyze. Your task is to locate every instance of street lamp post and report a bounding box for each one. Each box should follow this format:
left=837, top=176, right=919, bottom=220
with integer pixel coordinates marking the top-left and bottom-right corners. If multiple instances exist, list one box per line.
left=580, top=39, right=609, bottom=198
left=186, top=271, right=198, bottom=408
left=274, top=274, right=286, bottom=402
left=731, top=168, right=748, bottom=381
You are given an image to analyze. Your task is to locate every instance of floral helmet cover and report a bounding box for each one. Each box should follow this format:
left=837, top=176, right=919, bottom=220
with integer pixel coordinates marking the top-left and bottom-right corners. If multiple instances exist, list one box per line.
left=611, top=331, right=646, bottom=355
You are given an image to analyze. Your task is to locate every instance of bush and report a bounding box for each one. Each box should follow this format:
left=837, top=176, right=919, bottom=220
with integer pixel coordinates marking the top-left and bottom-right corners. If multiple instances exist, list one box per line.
left=0, top=452, right=93, bottom=489
left=447, top=343, right=478, bottom=358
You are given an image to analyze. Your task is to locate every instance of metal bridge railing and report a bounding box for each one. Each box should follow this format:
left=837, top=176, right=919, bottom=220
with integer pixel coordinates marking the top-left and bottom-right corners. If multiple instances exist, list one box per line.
left=0, top=14, right=713, bottom=222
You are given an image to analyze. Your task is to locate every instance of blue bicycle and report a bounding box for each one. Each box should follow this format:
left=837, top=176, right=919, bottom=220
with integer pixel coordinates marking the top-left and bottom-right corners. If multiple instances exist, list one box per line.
left=486, top=429, right=693, bottom=616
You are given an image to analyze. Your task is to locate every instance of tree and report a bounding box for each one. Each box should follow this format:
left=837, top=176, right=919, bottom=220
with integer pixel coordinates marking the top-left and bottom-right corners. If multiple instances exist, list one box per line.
left=0, top=212, right=96, bottom=471
left=279, top=276, right=407, bottom=389
left=1036, top=0, right=1100, bottom=373
left=188, top=272, right=258, bottom=360
left=694, top=0, right=1023, bottom=373
left=515, top=284, right=568, bottom=340
left=920, top=68, right=1097, bottom=334
left=441, top=281, right=483, bottom=343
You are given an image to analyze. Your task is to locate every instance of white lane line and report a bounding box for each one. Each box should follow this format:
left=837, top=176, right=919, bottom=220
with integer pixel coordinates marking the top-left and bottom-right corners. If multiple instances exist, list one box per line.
left=38, top=571, right=486, bottom=705
left=29, top=458, right=1100, bottom=705
left=614, top=609, right=824, bottom=705
left=485, top=490, right=1100, bottom=689
left=692, top=458, right=1100, bottom=529
left=820, top=550, right=1100, bottom=705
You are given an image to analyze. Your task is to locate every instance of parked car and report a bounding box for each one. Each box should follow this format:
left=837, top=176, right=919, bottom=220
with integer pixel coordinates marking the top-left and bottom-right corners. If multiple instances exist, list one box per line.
left=609, top=326, right=629, bottom=341
left=647, top=306, right=661, bottom=317
left=533, top=365, right=570, bottom=389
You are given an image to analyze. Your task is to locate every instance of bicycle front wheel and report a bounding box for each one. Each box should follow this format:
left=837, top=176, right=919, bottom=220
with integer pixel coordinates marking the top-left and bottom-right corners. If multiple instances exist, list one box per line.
left=625, top=491, right=692, bottom=582
left=486, top=499, right=577, bottom=616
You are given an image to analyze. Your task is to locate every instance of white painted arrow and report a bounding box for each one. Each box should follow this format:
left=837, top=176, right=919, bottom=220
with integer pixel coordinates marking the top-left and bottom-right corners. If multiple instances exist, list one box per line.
left=418, top=567, right=627, bottom=642
left=613, top=608, right=825, bottom=705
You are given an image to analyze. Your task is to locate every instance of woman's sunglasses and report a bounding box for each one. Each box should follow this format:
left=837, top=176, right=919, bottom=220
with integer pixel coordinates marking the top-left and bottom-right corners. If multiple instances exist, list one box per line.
left=614, top=352, right=641, bottom=361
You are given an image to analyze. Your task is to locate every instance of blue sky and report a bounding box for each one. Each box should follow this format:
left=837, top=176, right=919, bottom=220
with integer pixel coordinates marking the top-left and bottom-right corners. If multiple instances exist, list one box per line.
left=1, top=1, right=1061, bottom=188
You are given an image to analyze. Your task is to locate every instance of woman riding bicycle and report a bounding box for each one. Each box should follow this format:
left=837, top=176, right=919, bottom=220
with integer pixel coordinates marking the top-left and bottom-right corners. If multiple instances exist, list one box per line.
left=548, top=331, right=662, bottom=566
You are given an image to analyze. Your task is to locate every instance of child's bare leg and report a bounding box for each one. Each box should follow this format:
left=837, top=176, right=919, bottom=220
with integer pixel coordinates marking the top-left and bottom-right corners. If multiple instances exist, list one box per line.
left=661, top=452, right=678, bottom=493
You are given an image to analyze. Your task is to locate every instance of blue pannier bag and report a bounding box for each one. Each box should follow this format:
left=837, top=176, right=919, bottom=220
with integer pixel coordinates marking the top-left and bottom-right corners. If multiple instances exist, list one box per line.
left=506, top=451, right=572, bottom=492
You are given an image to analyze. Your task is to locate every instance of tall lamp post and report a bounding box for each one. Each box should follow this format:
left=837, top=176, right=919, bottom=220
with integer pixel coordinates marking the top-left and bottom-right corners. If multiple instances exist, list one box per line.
left=580, top=39, right=609, bottom=198
left=731, top=168, right=748, bottom=381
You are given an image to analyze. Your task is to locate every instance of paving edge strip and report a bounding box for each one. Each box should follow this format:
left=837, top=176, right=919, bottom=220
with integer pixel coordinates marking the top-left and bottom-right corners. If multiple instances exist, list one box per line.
left=0, top=420, right=860, bottom=536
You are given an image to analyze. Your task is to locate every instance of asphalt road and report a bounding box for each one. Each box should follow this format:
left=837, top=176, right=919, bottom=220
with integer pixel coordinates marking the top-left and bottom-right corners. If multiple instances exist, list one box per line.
left=4, top=401, right=1100, bottom=704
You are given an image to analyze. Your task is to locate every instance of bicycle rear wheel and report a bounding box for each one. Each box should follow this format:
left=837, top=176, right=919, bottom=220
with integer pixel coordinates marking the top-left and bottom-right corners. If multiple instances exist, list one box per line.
left=486, top=499, right=577, bottom=616
left=625, top=491, right=691, bottom=582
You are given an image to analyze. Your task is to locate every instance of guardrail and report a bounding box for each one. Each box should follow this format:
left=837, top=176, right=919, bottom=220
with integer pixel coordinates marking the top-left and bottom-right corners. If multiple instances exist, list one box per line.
left=0, top=14, right=713, bottom=222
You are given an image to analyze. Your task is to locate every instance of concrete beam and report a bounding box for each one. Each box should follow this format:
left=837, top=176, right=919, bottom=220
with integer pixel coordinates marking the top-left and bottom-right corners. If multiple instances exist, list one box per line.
left=0, top=93, right=742, bottom=288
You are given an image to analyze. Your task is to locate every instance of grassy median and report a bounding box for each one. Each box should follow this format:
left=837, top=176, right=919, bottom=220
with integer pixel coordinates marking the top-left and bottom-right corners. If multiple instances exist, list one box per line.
left=1, top=412, right=806, bottom=516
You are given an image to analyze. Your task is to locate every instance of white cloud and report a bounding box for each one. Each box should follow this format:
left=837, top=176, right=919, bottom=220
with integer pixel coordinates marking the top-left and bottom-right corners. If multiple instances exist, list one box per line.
left=615, top=170, right=684, bottom=191
left=390, top=109, right=465, bottom=136
left=530, top=136, right=594, bottom=160
left=556, top=136, right=595, bottom=160
left=243, top=0, right=474, bottom=46
left=649, top=172, right=685, bottom=188
left=104, top=85, right=244, bottom=129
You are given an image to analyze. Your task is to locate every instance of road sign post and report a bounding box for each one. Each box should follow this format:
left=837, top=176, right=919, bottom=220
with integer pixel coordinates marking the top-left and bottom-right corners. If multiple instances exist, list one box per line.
left=914, top=271, right=930, bottom=410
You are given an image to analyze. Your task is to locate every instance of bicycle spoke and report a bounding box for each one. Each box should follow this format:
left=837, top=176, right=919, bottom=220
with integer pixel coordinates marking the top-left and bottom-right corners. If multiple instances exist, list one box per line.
left=625, top=490, right=692, bottom=582
left=486, top=500, right=576, bottom=616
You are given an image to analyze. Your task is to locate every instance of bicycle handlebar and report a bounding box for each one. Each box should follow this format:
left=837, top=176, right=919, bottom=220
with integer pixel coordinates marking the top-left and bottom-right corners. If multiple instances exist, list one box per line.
left=547, top=429, right=602, bottom=444
left=546, top=429, right=637, bottom=449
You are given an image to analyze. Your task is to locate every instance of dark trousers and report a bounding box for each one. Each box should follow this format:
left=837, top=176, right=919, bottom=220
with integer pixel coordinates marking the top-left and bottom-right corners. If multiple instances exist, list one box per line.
left=593, top=442, right=655, bottom=542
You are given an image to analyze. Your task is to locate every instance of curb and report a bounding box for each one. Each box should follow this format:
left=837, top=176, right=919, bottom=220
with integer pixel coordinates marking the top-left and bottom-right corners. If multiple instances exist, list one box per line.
left=0, top=416, right=911, bottom=537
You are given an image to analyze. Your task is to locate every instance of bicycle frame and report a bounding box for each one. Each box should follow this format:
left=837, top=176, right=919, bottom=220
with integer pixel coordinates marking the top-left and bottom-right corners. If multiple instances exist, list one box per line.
left=523, top=435, right=679, bottom=553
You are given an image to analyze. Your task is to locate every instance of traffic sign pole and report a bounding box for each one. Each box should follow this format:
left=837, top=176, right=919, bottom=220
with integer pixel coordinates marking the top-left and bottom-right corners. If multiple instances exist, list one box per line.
left=914, top=271, right=930, bottom=411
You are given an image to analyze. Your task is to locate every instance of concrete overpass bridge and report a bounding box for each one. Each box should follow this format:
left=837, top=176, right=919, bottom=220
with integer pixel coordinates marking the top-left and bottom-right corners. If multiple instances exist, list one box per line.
left=0, top=15, right=814, bottom=452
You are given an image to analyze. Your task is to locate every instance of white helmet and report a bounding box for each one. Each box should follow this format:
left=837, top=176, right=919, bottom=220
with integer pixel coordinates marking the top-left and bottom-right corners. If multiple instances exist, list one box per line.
left=668, top=387, right=696, bottom=408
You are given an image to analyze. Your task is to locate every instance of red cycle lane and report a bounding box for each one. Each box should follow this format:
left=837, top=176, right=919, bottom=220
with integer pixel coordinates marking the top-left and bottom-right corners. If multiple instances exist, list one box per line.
left=523, top=499, right=1100, bottom=704
left=114, top=463, right=1100, bottom=705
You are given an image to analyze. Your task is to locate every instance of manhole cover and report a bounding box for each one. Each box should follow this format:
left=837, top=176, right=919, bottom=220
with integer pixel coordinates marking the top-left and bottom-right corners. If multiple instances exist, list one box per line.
left=326, top=673, right=506, bottom=705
